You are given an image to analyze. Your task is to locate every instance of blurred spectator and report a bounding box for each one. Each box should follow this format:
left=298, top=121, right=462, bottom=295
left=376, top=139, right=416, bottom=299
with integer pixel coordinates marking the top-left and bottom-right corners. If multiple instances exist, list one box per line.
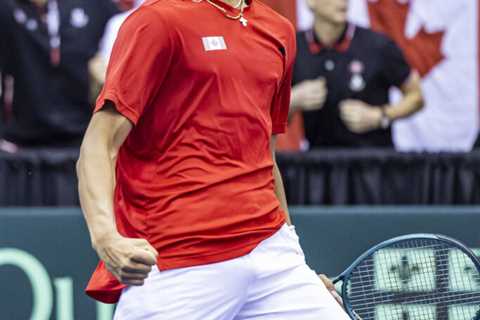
left=0, top=0, right=119, bottom=149
left=89, top=0, right=143, bottom=93
left=291, top=0, right=424, bottom=148
left=100, top=0, right=144, bottom=62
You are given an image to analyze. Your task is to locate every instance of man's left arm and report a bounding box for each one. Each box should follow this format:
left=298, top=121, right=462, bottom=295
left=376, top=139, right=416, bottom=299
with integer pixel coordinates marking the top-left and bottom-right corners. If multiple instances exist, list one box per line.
left=271, top=135, right=292, bottom=225
left=383, top=71, right=424, bottom=120
left=272, top=135, right=346, bottom=303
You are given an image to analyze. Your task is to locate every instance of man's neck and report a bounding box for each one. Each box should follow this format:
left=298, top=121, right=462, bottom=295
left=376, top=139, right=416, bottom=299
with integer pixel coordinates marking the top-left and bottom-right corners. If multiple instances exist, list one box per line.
left=314, top=18, right=347, bottom=47
left=218, top=0, right=244, bottom=8
left=31, top=0, right=48, bottom=8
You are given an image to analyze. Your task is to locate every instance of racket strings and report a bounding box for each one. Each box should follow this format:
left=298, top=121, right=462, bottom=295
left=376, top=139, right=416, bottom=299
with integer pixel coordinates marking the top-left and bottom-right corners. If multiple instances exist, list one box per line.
left=344, top=239, right=480, bottom=320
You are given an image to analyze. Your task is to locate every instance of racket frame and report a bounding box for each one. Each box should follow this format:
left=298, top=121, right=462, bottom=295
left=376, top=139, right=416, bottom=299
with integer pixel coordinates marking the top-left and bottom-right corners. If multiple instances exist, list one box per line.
left=331, top=233, right=480, bottom=320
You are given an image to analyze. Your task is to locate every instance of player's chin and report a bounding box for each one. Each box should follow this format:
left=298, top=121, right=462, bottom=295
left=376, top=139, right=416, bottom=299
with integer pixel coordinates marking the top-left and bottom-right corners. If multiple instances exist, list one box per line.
left=333, top=11, right=348, bottom=24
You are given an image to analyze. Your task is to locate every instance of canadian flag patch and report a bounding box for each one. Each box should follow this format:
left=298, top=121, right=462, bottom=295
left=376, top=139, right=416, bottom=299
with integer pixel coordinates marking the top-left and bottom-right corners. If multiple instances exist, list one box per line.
left=202, top=36, right=227, bottom=51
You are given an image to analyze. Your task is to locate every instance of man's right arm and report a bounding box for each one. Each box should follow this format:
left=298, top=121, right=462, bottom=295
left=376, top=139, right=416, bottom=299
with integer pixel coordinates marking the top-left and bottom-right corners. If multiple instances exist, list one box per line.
left=78, top=6, right=173, bottom=285
left=289, top=78, right=327, bottom=118
left=77, top=103, right=158, bottom=286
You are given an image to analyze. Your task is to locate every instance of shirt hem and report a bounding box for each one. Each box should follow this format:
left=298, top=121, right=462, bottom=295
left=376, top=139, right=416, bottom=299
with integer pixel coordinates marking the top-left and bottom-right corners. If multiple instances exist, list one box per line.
left=156, top=224, right=284, bottom=271
left=86, top=219, right=285, bottom=304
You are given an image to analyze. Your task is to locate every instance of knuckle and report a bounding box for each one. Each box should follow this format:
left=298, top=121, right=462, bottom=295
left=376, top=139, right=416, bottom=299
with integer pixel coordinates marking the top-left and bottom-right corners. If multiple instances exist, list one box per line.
left=138, top=239, right=148, bottom=245
left=131, top=251, right=144, bottom=259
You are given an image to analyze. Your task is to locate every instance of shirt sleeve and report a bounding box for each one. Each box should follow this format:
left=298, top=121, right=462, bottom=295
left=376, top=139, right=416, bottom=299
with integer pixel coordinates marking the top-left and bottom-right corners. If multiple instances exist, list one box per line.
left=381, top=38, right=411, bottom=88
left=271, top=25, right=297, bottom=135
left=94, top=6, right=174, bottom=125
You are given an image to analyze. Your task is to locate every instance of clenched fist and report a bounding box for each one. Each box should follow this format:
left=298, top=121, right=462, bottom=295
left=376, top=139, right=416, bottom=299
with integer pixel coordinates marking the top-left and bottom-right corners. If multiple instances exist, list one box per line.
left=291, top=78, right=327, bottom=112
left=94, top=234, right=159, bottom=286
left=339, top=100, right=383, bottom=134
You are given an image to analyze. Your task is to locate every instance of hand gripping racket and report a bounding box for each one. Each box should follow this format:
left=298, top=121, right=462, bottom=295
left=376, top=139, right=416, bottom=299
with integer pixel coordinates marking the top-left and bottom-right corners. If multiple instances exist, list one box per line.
left=332, top=234, right=480, bottom=320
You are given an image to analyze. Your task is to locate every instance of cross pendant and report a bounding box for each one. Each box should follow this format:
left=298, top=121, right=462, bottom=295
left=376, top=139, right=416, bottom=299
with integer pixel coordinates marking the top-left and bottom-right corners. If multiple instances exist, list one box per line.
left=240, top=17, right=248, bottom=27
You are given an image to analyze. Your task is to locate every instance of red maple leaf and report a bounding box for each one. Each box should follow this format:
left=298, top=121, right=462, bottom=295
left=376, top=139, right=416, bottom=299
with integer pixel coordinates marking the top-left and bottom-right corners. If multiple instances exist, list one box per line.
left=367, top=0, right=446, bottom=77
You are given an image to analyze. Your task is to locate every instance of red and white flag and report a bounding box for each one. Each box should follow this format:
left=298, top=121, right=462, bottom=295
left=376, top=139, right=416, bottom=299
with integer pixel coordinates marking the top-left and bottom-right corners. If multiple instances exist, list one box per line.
left=298, top=0, right=479, bottom=151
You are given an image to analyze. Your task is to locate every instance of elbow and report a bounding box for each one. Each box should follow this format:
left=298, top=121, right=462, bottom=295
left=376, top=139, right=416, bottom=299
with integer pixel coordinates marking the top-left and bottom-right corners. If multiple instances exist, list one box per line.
left=415, top=90, right=425, bottom=112
left=404, top=71, right=424, bottom=113
left=76, top=159, right=81, bottom=179
left=76, top=136, right=116, bottom=181
left=76, top=144, right=87, bottom=182
left=411, top=72, right=425, bottom=112
left=76, top=139, right=92, bottom=181
left=76, top=156, right=83, bottom=178
left=406, top=84, right=425, bottom=114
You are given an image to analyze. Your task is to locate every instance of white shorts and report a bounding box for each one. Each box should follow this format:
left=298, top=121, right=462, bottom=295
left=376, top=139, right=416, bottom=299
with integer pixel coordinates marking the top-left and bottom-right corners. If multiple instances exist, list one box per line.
left=114, top=224, right=350, bottom=320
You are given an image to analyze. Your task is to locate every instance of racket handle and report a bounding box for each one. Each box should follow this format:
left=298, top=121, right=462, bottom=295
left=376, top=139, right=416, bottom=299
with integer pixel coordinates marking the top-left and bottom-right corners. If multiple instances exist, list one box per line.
left=329, top=276, right=362, bottom=320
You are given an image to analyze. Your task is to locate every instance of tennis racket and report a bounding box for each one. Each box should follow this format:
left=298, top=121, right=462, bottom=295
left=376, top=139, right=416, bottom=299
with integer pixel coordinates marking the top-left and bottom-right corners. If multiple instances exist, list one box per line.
left=331, top=233, right=480, bottom=320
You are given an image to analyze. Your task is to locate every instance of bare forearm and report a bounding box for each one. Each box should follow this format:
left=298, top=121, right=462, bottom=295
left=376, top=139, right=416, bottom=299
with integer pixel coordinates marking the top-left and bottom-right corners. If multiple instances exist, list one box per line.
left=385, top=90, right=423, bottom=120
left=77, top=145, right=118, bottom=247
left=77, top=105, right=132, bottom=248
left=273, top=160, right=291, bottom=225
left=385, top=73, right=424, bottom=120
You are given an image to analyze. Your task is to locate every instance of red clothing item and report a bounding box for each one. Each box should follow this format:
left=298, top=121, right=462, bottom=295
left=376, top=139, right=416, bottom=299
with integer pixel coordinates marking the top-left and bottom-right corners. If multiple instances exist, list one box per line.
left=86, top=0, right=296, bottom=303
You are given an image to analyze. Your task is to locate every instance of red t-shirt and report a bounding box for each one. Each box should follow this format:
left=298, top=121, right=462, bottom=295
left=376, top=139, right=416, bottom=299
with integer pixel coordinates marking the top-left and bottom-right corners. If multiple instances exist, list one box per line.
left=86, top=0, right=296, bottom=303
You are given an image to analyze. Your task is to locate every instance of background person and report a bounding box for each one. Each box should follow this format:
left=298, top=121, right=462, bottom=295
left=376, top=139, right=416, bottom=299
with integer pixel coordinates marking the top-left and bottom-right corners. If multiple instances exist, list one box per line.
left=89, top=0, right=144, bottom=96
left=291, top=0, right=424, bottom=148
left=0, top=0, right=118, bottom=149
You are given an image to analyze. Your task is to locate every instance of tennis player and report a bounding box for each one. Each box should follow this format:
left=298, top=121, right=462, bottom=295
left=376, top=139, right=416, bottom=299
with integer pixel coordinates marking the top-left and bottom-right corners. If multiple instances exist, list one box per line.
left=77, top=0, right=350, bottom=318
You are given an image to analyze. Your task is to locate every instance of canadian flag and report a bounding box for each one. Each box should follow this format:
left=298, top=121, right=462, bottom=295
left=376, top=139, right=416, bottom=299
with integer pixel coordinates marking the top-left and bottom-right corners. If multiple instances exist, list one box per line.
left=298, top=0, right=479, bottom=151
left=202, top=36, right=227, bottom=52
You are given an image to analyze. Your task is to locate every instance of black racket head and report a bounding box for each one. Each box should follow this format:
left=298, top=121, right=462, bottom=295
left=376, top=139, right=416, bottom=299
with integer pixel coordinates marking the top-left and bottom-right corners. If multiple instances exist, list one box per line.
left=339, top=234, right=480, bottom=320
